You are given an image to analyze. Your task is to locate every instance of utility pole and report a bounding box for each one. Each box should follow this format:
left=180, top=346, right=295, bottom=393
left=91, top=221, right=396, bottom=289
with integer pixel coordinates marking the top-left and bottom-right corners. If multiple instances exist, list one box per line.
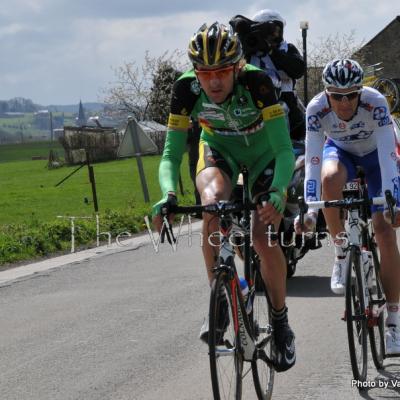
left=300, top=21, right=309, bottom=106
left=49, top=111, right=54, bottom=141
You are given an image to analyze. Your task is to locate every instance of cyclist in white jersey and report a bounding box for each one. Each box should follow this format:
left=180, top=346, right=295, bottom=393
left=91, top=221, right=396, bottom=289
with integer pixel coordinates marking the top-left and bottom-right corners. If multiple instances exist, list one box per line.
left=295, top=59, right=400, bottom=354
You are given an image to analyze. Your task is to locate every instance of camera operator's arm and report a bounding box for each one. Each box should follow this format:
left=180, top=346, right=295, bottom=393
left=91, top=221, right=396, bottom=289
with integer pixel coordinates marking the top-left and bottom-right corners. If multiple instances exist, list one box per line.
left=269, top=44, right=305, bottom=80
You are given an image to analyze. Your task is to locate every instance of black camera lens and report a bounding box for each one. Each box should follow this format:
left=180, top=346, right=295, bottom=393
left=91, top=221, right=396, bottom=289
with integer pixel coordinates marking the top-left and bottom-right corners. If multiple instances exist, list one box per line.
left=244, top=33, right=259, bottom=51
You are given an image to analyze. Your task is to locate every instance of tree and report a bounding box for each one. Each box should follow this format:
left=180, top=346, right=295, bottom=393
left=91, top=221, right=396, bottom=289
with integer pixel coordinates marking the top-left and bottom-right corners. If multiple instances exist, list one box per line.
left=104, top=50, right=189, bottom=123
left=296, top=31, right=366, bottom=102
left=148, top=62, right=182, bottom=124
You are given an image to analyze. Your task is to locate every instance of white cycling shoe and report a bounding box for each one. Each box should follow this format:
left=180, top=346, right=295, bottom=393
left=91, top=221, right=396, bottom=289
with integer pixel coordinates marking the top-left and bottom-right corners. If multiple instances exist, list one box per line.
left=386, top=325, right=400, bottom=355
left=330, top=254, right=349, bottom=295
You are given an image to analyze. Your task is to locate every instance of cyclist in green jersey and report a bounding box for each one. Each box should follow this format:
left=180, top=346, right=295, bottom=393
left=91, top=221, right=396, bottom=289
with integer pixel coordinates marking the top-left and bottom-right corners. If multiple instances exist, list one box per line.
left=152, top=22, right=296, bottom=372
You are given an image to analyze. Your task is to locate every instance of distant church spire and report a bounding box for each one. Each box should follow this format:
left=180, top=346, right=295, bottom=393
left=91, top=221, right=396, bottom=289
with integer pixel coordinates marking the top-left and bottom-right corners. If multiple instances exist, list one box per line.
left=76, top=100, right=86, bottom=127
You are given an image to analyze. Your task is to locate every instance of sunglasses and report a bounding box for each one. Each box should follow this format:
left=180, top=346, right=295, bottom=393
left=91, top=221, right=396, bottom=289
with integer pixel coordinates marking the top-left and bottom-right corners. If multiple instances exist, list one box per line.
left=326, top=89, right=362, bottom=101
left=195, top=65, right=235, bottom=80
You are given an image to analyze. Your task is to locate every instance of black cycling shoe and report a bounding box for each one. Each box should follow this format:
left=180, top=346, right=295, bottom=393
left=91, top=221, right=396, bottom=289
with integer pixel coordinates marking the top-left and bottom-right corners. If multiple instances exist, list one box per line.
left=272, top=315, right=296, bottom=372
left=199, top=297, right=229, bottom=344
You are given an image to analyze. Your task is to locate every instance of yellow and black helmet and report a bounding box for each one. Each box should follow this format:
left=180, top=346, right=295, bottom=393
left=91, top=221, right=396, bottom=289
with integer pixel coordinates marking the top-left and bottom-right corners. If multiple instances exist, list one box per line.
left=188, top=22, right=243, bottom=68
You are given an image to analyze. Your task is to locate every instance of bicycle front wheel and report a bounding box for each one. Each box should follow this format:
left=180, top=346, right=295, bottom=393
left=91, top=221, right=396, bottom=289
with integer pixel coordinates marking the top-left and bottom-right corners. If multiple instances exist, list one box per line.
left=251, top=268, right=274, bottom=400
left=346, top=247, right=368, bottom=383
left=368, top=244, right=385, bottom=370
left=209, top=269, right=243, bottom=400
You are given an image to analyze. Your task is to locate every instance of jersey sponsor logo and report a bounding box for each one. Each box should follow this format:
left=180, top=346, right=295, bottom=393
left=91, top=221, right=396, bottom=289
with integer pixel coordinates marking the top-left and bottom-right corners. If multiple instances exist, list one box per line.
left=190, top=80, right=201, bottom=95
left=238, top=96, right=248, bottom=106
left=335, top=130, right=373, bottom=142
left=167, top=114, right=190, bottom=130
left=373, top=106, right=392, bottom=127
left=359, top=101, right=374, bottom=112
left=234, top=109, right=242, bottom=116
left=316, top=107, right=331, bottom=119
left=198, top=109, right=225, bottom=121
left=350, top=121, right=365, bottom=130
left=373, top=106, right=388, bottom=120
left=307, top=115, right=321, bottom=132
left=306, top=179, right=317, bottom=198
left=391, top=152, right=397, bottom=161
left=339, top=122, right=346, bottom=129
left=311, top=156, right=320, bottom=165
left=378, top=117, right=392, bottom=127
left=262, top=104, right=285, bottom=120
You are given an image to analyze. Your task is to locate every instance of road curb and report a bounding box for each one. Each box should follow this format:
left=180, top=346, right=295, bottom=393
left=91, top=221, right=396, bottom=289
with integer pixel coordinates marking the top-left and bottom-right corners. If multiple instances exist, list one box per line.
left=0, top=220, right=202, bottom=285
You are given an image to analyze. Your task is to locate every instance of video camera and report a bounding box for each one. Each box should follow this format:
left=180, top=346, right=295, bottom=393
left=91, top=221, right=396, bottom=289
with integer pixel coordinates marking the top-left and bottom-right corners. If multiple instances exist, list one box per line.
left=229, top=15, right=283, bottom=55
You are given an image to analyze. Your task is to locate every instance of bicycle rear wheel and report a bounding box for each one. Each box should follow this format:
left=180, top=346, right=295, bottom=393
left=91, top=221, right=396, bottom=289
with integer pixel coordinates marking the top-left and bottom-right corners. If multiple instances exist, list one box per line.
left=368, top=244, right=386, bottom=370
left=251, top=267, right=274, bottom=400
left=209, top=269, right=243, bottom=400
left=346, top=247, right=368, bottom=382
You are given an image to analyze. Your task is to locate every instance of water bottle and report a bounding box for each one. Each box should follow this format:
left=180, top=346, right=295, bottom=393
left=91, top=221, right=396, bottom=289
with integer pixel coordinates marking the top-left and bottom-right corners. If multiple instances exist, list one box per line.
left=239, top=276, right=252, bottom=314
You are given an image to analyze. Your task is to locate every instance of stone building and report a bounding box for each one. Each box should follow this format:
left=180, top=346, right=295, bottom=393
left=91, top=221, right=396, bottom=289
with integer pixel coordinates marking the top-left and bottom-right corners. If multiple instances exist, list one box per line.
left=353, top=16, right=400, bottom=79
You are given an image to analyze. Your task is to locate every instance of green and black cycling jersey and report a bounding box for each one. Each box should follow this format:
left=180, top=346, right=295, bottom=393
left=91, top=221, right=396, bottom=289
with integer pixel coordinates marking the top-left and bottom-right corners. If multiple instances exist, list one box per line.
left=155, top=63, right=295, bottom=214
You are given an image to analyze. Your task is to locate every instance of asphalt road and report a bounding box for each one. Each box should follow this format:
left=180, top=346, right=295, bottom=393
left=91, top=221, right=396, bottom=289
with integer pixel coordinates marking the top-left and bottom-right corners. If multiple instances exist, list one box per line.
left=1, top=231, right=400, bottom=400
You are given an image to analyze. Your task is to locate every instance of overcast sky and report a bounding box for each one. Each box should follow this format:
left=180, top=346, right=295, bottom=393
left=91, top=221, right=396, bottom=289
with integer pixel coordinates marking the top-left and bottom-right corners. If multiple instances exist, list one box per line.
left=0, top=0, right=398, bottom=105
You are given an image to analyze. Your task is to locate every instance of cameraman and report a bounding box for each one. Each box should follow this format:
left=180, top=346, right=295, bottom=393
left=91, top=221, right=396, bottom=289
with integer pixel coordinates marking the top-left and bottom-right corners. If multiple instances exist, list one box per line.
left=230, top=9, right=305, bottom=140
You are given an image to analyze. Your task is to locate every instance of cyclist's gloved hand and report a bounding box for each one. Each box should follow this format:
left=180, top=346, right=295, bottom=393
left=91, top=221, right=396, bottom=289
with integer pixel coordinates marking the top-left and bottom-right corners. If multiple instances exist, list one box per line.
left=152, top=193, right=177, bottom=217
left=294, top=211, right=317, bottom=234
left=152, top=193, right=177, bottom=232
left=383, top=190, right=400, bottom=228
left=257, top=190, right=285, bottom=226
left=266, top=191, right=286, bottom=214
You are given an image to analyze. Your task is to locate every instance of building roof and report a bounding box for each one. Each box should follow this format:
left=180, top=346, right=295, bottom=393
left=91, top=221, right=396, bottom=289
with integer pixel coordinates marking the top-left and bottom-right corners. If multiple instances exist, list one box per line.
left=138, top=120, right=167, bottom=132
left=362, top=16, right=400, bottom=48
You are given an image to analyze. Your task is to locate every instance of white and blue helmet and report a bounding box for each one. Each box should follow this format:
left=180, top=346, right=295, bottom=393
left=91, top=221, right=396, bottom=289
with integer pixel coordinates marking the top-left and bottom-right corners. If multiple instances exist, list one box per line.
left=322, top=59, right=364, bottom=88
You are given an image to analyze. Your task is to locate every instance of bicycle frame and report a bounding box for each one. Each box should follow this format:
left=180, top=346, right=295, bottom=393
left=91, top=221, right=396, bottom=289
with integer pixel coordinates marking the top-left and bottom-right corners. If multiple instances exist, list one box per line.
left=161, top=166, right=275, bottom=366
left=213, top=166, right=268, bottom=363
left=299, top=185, right=395, bottom=380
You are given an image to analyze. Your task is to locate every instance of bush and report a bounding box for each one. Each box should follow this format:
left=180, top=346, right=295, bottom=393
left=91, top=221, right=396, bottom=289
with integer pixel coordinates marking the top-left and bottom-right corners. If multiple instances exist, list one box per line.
left=0, top=208, right=154, bottom=265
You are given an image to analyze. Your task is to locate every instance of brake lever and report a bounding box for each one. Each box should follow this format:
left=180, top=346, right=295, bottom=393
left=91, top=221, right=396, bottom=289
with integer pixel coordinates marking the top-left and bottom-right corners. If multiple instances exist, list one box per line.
left=258, top=194, right=279, bottom=241
left=160, top=205, right=176, bottom=245
left=298, top=196, right=308, bottom=226
left=384, top=190, right=396, bottom=224
left=160, top=216, right=176, bottom=245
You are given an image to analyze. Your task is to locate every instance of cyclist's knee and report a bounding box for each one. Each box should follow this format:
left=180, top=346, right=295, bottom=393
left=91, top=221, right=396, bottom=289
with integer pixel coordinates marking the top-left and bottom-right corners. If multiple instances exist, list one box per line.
left=373, top=211, right=394, bottom=233
left=252, top=230, right=279, bottom=254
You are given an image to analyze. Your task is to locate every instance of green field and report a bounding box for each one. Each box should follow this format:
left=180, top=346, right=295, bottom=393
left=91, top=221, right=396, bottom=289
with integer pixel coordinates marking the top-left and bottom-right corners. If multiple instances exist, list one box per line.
left=0, top=141, right=64, bottom=162
left=0, top=154, right=194, bottom=225
left=0, top=141, right=195, bottom=264
left=0, top=112, right=75, bottom=142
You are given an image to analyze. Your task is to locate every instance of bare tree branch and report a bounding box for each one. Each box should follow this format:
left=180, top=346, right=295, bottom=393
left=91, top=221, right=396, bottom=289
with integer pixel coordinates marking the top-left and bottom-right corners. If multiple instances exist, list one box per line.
left=103, top=50, right=189, bottom=122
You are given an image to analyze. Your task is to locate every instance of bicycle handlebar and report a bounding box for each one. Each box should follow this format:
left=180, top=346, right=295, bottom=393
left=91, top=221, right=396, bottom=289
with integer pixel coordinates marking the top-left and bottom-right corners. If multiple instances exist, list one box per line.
left=161, top=201, right=258, bottom=217
left=298, top=190, right=396, bottom=224
left=159, top=194, right=278, bottom=244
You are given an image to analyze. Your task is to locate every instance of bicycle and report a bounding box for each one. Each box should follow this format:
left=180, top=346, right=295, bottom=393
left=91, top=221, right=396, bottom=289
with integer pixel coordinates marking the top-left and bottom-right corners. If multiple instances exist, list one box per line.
left=161, top=166, right=276, bottom=400
left=298, top=173, right=396, bottom=383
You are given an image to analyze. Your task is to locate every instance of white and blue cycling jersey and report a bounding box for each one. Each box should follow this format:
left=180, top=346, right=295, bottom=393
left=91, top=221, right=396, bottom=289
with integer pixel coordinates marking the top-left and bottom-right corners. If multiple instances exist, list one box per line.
left=304, top=86, right=399, bottom=212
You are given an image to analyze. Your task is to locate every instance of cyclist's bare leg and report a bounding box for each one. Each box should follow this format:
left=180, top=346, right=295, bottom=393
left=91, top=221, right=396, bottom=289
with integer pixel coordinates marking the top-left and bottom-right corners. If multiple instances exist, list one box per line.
left=252, top=214, right=286, bottom=310
left=321, top=160, right=348, bottom=241
left=196, top=167, right=232, bottom=283
left=372, top=212, right=400, bottom=304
